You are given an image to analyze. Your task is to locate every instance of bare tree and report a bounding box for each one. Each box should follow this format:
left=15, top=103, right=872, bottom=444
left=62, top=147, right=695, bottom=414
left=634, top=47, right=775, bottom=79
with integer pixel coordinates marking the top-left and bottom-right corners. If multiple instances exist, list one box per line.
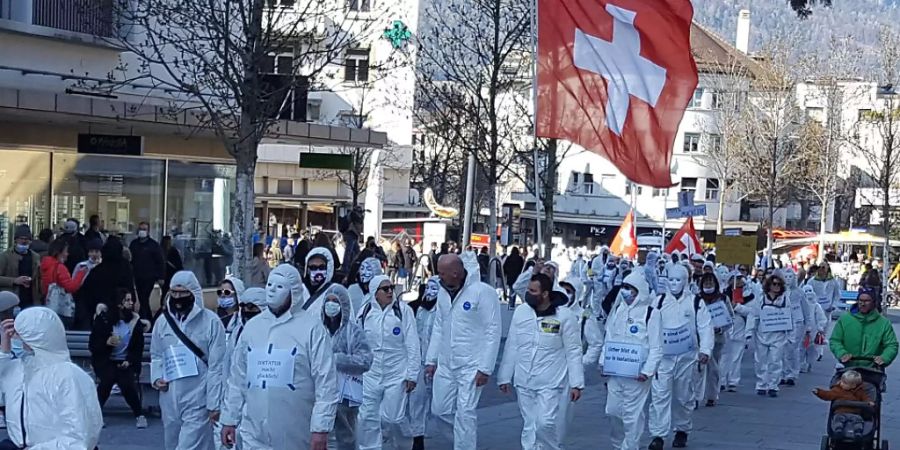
left=103, top=1, right=388, bottom=278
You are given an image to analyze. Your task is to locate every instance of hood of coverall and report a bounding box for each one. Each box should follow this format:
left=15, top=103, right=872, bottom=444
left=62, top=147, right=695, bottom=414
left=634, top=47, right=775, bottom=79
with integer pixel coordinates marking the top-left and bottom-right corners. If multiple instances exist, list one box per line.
left=238, top=287, right=267, bottom=324
left=167, top=270, right=205, bottom=323
left=305, top=247, right=335, bottom=293
left=643, top=251, right=660, bottom=293
left=779, top=268, right=799, bottom=289
left=224, top=276, right=246, bottom=298
left=367, top=274, right=394, bottom=307
left=266, top=263, right=311, bottom=318
left=461, top=250, right=481, bottom=283
left=15, top=306, right=70, bottom=366
left=323, top=283, right=353, bottom=327
left=664, top=263, right=690, bottom=296
left=622, top=271, right=651, bottom=307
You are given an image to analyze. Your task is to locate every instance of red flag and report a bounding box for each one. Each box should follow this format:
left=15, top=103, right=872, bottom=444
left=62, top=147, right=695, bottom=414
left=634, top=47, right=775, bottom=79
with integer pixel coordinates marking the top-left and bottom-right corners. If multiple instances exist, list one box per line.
left=536, top=0, right=698, bottom=187
left=610, top=210, right=637, bottom=259
left=665, top=217, right=702, bottom=255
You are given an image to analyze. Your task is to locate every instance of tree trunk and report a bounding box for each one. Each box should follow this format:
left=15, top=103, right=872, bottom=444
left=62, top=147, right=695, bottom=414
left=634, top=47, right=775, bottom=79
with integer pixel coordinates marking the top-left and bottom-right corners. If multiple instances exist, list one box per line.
left=884, top=186, right=890, bottom=300
left=488, top=186, right=498, bottom=258
left=766, top=198, right=775, bottom=267
left=716, top=181, right=726, bottom=235
left=231, top=143, right=258, bottom=282
left=818, top=197, right=828, bottom=261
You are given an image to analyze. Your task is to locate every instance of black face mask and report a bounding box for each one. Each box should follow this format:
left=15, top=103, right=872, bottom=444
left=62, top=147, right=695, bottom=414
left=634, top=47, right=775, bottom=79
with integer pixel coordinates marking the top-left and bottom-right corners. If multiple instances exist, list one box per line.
left=119, top=306, right=134, bottom=322
left=525, top=292, right=542, bottom=308
left=170, top=296, right=194, bottom=314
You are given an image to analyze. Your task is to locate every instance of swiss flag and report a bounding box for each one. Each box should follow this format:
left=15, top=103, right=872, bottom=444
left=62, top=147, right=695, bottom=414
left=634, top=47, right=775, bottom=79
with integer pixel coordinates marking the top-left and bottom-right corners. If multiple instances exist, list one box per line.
left=665, top=217, right=702, bottom=255
left=609, top=210, right=637, bottom=259
left=536, top=0, right=698, bottom=187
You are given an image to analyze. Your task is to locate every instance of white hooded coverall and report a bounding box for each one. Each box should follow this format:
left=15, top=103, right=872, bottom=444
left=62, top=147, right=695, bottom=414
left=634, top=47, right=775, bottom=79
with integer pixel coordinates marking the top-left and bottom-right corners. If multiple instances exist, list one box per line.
left=802, top=285, right=829, bottom=372
left=597, top=272, right=662, bottom=450
left=220, top=264, right=339, bottom=450
left=407, top=277, right=440, bottom=439
left=304, top=247, right=351, bottom=318
left=357, top=275, right=420, bottom=450
left=746, top=292, right=792, bottom=391
left=152, top=271, right=226, bottom=450
left=721, top=285, right=757, bottom=388
left=498, top=296, right=585, bottom=450
left=806, top=274, right=841, bottom=357
left=781, top=271, right=813, bottom=382
left=425, top=269, right=502, bottom=450
left=0, top=307, right=103, bottom=449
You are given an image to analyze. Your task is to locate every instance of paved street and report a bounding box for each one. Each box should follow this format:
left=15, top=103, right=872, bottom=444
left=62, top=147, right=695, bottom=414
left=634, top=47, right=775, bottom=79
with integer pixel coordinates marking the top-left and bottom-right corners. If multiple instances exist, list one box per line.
left=13, top=313, right=900, bottom=450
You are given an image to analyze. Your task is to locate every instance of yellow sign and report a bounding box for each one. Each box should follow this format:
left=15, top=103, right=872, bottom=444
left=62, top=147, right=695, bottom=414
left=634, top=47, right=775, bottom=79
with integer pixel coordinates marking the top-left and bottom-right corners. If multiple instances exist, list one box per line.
left=716, top=236, right=757, bottom=266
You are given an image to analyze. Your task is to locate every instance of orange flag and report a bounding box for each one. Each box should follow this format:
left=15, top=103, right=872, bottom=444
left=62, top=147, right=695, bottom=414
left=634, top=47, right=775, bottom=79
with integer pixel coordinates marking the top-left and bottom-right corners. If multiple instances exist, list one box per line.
left=610, top=210, right=638, bottom=260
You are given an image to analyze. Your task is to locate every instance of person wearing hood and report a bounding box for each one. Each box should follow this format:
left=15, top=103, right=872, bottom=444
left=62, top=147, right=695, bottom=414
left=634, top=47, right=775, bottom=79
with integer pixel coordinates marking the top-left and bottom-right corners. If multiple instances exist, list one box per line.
left=721, top=274, right=757, bottom=391
left=801, top=285, right=829, bottom=373
left=407, top=277, right=441, bottom=450
left=425, top=254, right=501, bottom=450
left=643, top=251, right=661, bottom=295
left=303, top=247, right=350, bottom=317
left=512, top=260, right=566, bottom=300
left=216, top=277, right=245, bottom=329
left=220, top=264, right=338, bottom=450
left=323, top=285, right=373, bottom=450
left=498, top=273, right=584, bottom=450
left=745, top=272, right=793, bottom=397
left=780, top=269, right=813, bottom=386
left=807, top=264, right=841, bottom=360
left=694, top=273, right=733, bottom=407
left=829, top=288, right=898, bottom=370
left=74, top=236, right=136, bottom=330
left=648, top=263, right=713, bottom=450
left=90, top=288, right=150, bottom=428
left=357, top=275, right=419, bottom=450
left=0, top=307, right=103, bottom=449
left=0, top=225, right=41, bottom=309
left=583, top=255, right=617, bottom=322
left=152, top=271, right=226, bottom=450
left=348, top=257, right=384, bottom=317
left=594, top=271, right=662, bottom=450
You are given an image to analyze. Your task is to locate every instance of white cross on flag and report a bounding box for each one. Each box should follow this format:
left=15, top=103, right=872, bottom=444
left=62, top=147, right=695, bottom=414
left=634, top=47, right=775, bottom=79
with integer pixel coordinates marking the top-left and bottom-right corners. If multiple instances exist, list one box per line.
left=536, top=0, right=698, bottom=188
left=665, top=217, right=702, bottom=255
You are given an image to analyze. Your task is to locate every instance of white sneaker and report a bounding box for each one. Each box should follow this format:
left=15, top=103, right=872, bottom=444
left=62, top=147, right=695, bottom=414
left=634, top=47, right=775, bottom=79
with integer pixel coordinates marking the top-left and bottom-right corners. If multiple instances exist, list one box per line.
left=136, top=415, right=148, bottom=429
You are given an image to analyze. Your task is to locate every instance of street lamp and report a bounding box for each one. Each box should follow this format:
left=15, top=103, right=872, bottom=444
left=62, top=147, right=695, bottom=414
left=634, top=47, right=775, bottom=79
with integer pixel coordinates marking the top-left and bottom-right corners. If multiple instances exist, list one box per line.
left=663, top=159, right=681, bottom=249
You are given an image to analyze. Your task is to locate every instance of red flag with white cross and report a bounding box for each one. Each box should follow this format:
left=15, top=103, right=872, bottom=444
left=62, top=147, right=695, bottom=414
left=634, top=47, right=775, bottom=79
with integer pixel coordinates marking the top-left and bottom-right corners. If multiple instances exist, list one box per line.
left=665, top=217, right=702, bottom=255
left=535, top=0, right=698, bottom=188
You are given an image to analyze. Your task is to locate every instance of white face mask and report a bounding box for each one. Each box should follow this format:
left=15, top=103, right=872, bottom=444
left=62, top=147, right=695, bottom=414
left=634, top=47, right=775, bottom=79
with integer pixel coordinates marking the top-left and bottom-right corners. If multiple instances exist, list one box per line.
left=218, top=296, right=236, bottom=309
left=359, top=263, right=376, bottom=283
left=702, top=286, right=716, bottom=294
left=424, top=281, right=440, bottom=300
left=620, top=289, right=636, bottom=304
left=783, top=272, right=796, bottom=288
left=324, top=301, right=341, bottom=318
left=310, top=269, right=328, bottom=285
left=266, top=273, right=292, bottom=311
left=667, top=273, right=687, bottom=295
left=137, top=230, right=149, bottom=239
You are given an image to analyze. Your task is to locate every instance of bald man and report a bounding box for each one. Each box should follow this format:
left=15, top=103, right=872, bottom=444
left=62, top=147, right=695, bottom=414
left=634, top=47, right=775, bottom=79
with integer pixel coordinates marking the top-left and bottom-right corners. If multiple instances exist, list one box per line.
left=424, top=254, right=501, bottom=450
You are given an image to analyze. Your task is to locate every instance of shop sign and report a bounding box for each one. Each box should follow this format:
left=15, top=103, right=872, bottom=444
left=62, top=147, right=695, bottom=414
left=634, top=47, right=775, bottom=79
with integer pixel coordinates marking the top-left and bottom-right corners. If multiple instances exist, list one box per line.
left=77, top=134, right=143, bottom=156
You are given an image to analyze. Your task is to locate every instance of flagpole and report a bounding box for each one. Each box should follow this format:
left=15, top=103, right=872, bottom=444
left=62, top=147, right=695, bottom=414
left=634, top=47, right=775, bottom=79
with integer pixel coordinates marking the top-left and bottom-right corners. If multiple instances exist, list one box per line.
left=530, top=0, right=543, bottom=257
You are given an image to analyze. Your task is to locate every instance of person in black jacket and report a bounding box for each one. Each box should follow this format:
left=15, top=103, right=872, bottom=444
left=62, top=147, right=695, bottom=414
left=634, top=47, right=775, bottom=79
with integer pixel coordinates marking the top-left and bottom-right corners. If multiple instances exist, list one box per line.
left=90, top=288, right=149, bottom=429
left=60, top=219, right=87, bottom=275
left=161, top=236, right=184, bottom=299
left=75, top=237, right=136, bottom=330
left=129, top=222, right=165, bottom=320
left=503, top=247, right=525, bottom=301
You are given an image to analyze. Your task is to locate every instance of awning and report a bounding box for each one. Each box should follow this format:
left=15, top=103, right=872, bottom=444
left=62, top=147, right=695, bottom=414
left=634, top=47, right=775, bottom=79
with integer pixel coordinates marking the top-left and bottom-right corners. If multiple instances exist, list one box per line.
left=772, top=229, right=817, bottom=240
left=772, top=232, right=900, bottom=251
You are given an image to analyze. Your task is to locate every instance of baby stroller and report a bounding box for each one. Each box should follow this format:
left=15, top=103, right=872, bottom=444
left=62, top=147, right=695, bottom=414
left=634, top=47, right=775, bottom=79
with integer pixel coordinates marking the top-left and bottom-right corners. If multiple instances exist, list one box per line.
left=820, top=357, right=888, bottom=450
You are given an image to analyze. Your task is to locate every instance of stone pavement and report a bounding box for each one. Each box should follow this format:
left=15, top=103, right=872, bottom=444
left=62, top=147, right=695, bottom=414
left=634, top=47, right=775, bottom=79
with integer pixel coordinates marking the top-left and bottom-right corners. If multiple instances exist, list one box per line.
left=12, top=315, right=900, bottom=449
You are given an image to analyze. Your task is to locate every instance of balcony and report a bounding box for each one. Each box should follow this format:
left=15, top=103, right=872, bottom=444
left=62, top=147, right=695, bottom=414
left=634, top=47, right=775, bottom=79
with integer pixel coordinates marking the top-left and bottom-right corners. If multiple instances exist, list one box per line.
left=0, top=0, right=121, bottom=47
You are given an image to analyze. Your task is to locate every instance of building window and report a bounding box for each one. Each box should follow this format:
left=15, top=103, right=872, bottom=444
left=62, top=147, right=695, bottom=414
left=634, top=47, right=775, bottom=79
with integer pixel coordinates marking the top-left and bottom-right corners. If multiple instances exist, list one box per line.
left=599, top=174, right=616, bottom=191
left=276, top=179, right=293, bottom=195
left=344, top=49, right=370, bottom=82
left=680, top=177, right=697, bottom=199
left=688, top=88, right=703, bottom=108
left=339, top=112, right=366, bottom=128
left=707, top=134, right=722, bottom=153
left=306, top=99, right=322, bottom=122
left=710, top=90, right=723, bottom=110
left=348, top=0, right=371, bottom=12
left=625, top=182, right=642, bottom=196
left=652, top=188, right=668, bottom=198
left=705, top=178, right=720, bottom=201
left=262, top=49, right=294, bottom=75
left=583, top=173, right=594, bottom=195
left=683, top=133, right=701, bottom=153
left=267, top=0, right=296, bottom=7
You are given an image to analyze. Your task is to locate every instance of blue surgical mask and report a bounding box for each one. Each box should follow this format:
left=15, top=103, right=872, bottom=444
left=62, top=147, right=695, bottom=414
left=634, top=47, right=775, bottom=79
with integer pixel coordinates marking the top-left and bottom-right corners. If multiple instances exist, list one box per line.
left=218, top=296, right=236, bottom=309
left=621, top=289, right=635, bottom=304
left=14, top=244, right=28, bottom=254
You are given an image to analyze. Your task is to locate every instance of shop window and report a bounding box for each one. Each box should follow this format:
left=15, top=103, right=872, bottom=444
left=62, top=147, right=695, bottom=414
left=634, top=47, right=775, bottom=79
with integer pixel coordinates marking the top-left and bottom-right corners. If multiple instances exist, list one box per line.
left=0, top=151, right=51, bottom=252
left=277, top=179, right=293, bottom=195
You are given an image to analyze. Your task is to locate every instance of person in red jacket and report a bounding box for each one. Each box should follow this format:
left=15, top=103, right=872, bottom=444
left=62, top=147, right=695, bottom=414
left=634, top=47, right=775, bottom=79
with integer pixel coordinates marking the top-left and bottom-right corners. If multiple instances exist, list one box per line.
left=40, top=238, right=87, bottom=308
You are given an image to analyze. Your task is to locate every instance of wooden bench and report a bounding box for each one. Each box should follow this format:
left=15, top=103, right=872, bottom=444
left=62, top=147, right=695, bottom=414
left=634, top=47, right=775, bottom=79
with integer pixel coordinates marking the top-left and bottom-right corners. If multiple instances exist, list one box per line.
left=65, top=331, right=159, bottom=413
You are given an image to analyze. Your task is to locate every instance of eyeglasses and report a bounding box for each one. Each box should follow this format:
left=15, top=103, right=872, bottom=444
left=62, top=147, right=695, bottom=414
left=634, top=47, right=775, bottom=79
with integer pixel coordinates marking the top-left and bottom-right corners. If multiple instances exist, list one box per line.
left=308, top=265, right=328, bottom=272
left=378, top=286, right=394, bottom=293
left=771, top=282, right=784, bottom=287
left=216, top=289, right=234, bottom=297
left=170, top=290, right=192, bottom=298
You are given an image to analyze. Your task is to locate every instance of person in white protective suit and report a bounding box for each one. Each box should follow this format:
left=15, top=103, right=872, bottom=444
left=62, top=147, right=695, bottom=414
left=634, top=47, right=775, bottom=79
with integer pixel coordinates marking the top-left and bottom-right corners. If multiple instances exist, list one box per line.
left=323, top=284, right=373, bottom=450
left=806, top=264, right=841, bottom=359
left=406, top=277, right=441, bottom=450
left=745, top=271, right=793, bottom=398
left=801, top=284, right=829, bottom=373
left=424, top=254, right=501, bottom=450
left=512, top=259, right=566, bottom=299
left=568, top=252, right=588, bottom=286
left=591, top=271, right=662, bottom=450
left=780, top=269, right=813, bottom=386
left=0, top=307, right=102, bottom=450
left=694, top=273, right=733, bottom=407
left=583, top=255, right=616, bottom=320
left=220, top=264, right=338, bottom=450
left=303, top=247, right=351, bottom=318
left=357, top=275, right=420, bottom=450
left=643, top=251, right=661, bottom=295
left=720, top=274, right=758, bottom=391
left=152, top=270, right=226, bottom=450
left=648, top=263, right=713, bottom=450
left=215, top=287, right=265, bottom=450
left=498, top=273, right=584, bottom=450
left=349, top=257, right=384, bottom=316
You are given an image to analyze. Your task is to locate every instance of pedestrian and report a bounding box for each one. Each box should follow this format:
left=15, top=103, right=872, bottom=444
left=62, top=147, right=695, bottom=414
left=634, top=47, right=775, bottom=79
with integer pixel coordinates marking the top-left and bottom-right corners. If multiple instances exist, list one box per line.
left=807, top=264, right=841, bottom=360
left=721, top=274, right=757, bottom=391
left=130, top=222, right=165, bottom=320
left=40, top=238, right=88, bottom=327
left=498, top=273, right=584, bottom=450
left=503, top=247, right=525, bottom=302
left=357, top=275, right=420, bottom=450
left=216, top=277, right=245, bottom=329
left=220, top=264, right=338, bottom=450
left=152, top=271, right=226, bottom=450
left=476, top=247, right=490, bottom=283
left=247, top=243, right=270, bottom=288
left=424, top=254, right=502, bottom=450
left=745, top=272, right=793, bottom=398
left=323, top=286, right=372, bottom=450
left=314, top=232, right=342, bottom=275
left=780, top=269, right=812, bottom=386
left=648, top=263, right=713, bottom=450
left=303, top=247, right=350, bottom=315
left=74, top=236, right=135, bottom=330
left=348, top=257, right=384, bottom=316
left=72, top=238, right=103, bottom=329
left=84, top=214, right=106, bottom=243
left=404, top=242, right=418, bottom=289
left=0, top=307, right=103, bottom=449
left=829, top=288, right=898, bottom=370
left=801, top=285, right=828, bottom=373
left=90, top=288, right=149, bottom=429
left=162, top=236, right=184, bottom=299
left=695, top=273, right=732, bottom=407
left=59, top=219, right=87, bottom=275
left=407, top=277, right=440, bottom=450
left=388, top=241, right=405, bottom=284
left=0, top=225, right=41, bottom=308
left=29, top=228, right=53, bottom=257
left=597, top=272, right=662, bottom=450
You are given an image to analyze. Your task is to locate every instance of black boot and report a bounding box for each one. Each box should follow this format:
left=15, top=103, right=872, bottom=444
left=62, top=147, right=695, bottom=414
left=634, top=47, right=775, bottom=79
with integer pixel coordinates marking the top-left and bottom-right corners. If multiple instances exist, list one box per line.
left=673, top=431, right=688, bottom=448
left=648, top=437, right=665, bottom=450
left=412, top=436, right=425, bottom=450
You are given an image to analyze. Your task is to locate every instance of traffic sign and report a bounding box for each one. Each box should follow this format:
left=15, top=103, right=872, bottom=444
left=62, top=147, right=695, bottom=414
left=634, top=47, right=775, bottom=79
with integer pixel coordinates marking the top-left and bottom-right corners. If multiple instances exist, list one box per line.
left=666, top=205, right=707, bottom=219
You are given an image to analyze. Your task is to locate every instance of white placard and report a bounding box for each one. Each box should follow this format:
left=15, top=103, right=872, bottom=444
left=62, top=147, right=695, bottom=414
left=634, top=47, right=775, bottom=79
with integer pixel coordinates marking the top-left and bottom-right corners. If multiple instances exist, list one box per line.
left=661, top=325, right=695, bottom=356
left=758, top=306, right=793, bottom=333
left=247, top=347, right=296, bottom=389
left=707, top=301, right=733, bottom=329
left=790, top=298, right=805, bottom=324
left=338, top=373, right=364, bottom=406
left=164, top=345, right=199, bottom=381
left=602, top=341, right=645, bottom=378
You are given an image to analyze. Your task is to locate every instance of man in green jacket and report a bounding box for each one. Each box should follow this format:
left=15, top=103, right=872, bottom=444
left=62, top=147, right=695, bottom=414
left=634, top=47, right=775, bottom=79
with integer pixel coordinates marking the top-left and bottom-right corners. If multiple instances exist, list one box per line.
left=830, top=288, right=899, bottom=369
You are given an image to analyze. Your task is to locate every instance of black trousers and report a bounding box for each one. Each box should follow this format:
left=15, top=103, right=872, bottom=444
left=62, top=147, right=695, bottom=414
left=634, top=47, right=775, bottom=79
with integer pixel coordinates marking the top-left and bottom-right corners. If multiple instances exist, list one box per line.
left=134, top=279, right=156, bottom=320
left=96, top=363, right=143, bottom=417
